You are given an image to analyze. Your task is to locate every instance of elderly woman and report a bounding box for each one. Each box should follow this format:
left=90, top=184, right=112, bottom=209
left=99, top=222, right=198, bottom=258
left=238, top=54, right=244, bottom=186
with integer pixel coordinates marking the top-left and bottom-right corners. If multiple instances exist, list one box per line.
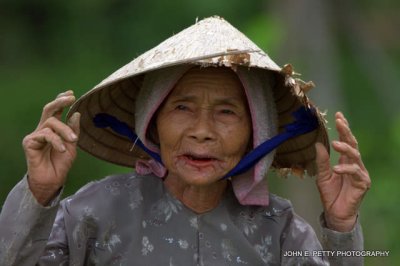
left=0, top=17, right=370, bottom=265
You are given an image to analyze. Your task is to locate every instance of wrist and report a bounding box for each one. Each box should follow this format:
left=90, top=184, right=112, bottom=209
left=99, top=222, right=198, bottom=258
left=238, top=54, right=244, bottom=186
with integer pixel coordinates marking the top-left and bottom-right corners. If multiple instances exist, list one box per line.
left=324, top=212, right=357, bottom=232
left=27, top=175, right=62, bottom=206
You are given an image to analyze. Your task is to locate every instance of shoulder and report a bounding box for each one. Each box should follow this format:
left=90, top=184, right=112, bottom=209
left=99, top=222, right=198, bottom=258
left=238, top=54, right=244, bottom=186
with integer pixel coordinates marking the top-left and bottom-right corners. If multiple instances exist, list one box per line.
left=61, top=172, right=162, bottom=213
left=266, top=196, right=320, bottom=247
left=263, top=194, right=316, bottom=234
left=226, top=192, right=294, bottom=231
left=263, top=193, right=293, bottom=218
left=72, top=172, right=159, bottom=197
left=257, top=194, right=295, bottom=232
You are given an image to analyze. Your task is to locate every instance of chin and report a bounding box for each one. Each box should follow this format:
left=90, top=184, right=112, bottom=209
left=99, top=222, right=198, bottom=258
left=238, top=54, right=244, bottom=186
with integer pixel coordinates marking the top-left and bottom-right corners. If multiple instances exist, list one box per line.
left=176, top=170, right=222, bottom=187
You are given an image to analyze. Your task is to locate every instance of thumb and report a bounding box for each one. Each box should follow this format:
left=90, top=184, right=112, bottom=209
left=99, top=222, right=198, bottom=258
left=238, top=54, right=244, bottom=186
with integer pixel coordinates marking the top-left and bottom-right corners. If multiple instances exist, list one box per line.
left=315, top=142, right=331, bottom=181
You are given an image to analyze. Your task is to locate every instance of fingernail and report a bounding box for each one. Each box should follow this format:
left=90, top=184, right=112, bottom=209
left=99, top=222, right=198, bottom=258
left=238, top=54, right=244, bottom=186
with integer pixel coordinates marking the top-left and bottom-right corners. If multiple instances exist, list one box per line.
left=333, top=165, right=341, bottom=171
left=60, top=144, right=66, bottom=152
left=71, top=112, right=80, bottom=120
left=70, top=133, right=78, bottom=141
left=70, top=113, right=80, bottom=127
left=67, top=95, right=76, bottom=101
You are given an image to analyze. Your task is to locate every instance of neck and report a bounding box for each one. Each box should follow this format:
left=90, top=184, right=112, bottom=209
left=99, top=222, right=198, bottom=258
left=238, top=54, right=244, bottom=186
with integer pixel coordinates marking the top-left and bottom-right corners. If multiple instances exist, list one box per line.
left=164, top=176, right=227, bottom=214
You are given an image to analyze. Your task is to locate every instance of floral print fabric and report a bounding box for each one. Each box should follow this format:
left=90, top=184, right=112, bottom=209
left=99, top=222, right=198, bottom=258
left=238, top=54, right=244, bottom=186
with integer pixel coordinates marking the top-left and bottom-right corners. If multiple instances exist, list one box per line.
left=0, top=173, right=363, bottom=265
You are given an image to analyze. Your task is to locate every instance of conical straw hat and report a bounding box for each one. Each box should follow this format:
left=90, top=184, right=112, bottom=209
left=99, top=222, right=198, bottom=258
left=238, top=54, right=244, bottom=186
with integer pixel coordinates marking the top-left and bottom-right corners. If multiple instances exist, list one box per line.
left=68, top=16, right=329, bottom=176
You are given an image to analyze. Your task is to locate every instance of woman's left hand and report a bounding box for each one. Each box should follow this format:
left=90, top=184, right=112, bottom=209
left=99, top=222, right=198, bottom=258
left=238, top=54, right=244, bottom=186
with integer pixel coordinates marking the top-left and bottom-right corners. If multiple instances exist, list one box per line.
left=315, top=112, right=371, bottom=232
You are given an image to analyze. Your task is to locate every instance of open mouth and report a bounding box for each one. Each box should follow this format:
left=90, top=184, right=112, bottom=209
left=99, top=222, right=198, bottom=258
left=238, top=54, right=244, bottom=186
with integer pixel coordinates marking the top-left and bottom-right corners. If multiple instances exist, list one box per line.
left=186, top=155, right=215, bottom=161
left=182, top=153, right=218, bottom=163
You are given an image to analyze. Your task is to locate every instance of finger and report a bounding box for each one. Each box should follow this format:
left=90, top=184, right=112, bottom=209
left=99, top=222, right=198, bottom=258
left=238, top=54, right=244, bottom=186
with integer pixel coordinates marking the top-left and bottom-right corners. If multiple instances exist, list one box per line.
left=332, top=140, right=365, bottom=168
left=53, top=90, right=74, bottom=118
left=38, top=117, right=78, bottom=143
left=336, top=116, right=358, bottom=149
left=39, top=93, right=76, bottom=126
left=315, top=142, right=331, bottom=181
left=333, top=163, right=362, bottom=179
left=335, top=111, right=349, bottom=127
left=56, top=90, right=74, bottom=99
left=333, top=164, right=371, bottom=190
left=67, top=112, right=81, bottom=140
left=24, top=128, right=67, bottom=153
left=40, top=94, right=75, bottom=122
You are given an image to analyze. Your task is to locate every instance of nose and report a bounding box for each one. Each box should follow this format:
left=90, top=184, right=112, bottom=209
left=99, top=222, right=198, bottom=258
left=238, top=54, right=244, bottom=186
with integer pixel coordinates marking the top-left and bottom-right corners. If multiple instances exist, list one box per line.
left=187, top=109, right=217, bottom=143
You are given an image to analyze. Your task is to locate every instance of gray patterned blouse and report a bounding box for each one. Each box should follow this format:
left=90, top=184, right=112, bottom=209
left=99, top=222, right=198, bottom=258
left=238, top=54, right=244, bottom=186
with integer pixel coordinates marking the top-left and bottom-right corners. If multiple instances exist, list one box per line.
left=0, top=173, right=363, bottom=265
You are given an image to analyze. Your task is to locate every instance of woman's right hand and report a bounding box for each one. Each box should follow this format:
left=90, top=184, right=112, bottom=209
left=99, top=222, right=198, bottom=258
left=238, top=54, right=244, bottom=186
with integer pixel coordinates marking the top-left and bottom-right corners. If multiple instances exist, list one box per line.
left=22, top=90, right=80, bottom=206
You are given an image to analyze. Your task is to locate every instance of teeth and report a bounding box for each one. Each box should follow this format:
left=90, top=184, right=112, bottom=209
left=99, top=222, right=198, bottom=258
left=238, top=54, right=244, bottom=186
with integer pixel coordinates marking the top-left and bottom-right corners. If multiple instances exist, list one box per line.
left=187, top=155, right=212, bottom=160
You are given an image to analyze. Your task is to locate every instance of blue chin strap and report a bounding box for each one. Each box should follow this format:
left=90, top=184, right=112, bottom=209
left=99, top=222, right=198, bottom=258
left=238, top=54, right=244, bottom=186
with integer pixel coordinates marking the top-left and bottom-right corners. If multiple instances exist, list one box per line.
left=221, top=106, right=319, bottom=178
left=93, top=106, right=319, bottom=179
left=93, top=114, right=162, bottom=164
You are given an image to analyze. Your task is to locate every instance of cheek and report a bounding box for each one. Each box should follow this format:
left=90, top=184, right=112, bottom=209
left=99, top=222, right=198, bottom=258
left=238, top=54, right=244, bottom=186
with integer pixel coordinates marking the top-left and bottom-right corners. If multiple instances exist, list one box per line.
left=156, top=114, right=184, bottom=162
left=221, top=123, right=251, bottom=157
left=157, top=122, right=179, bottom=149
left=157, top=128, right=178, bottom=169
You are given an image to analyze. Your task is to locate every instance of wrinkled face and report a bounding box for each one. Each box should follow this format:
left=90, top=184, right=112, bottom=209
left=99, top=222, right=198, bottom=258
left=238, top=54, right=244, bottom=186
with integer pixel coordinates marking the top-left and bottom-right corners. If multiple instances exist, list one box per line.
left=156, top=67, right=252, bottom=187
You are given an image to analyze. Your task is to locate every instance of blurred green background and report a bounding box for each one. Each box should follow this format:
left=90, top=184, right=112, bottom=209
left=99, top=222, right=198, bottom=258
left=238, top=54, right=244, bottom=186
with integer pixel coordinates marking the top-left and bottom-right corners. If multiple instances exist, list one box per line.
left=1, top=1, right=399, bottom=265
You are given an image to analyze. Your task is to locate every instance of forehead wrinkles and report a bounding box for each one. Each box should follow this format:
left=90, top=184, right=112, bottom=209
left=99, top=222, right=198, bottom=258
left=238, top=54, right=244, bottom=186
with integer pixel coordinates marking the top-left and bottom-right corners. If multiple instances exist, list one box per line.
left=172, top=68, right=246, bottom=99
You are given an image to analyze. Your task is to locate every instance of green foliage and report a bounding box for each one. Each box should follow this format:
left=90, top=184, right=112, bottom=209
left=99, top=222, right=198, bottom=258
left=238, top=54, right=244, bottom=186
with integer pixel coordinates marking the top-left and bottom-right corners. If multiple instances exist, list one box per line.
left=242, top=14, right=283, bottom=56
left=1, top=1, right=399, bottom=265
left=0, top=0, right=266, bottom=203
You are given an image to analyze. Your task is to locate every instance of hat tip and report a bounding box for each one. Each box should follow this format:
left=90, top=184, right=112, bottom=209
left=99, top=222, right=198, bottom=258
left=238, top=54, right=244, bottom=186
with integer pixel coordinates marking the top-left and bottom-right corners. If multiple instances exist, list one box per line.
left=197, top=15, right=226, bottom=23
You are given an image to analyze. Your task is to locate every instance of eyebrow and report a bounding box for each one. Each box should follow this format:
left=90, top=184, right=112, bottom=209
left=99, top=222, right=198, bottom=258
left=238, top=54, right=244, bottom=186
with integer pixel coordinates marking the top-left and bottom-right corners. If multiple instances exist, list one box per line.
left=170, top=94, right=246, bottom=107
left=214, top=97, right=245, bottom=107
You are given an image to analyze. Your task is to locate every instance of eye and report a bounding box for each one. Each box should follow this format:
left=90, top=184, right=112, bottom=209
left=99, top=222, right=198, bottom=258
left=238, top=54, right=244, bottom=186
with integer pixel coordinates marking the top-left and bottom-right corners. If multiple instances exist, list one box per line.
left=214, top=107, right=242, bottom=123
left=220, top=109, right=236, bottom=115
left=175, top=104, right=189, bottom=111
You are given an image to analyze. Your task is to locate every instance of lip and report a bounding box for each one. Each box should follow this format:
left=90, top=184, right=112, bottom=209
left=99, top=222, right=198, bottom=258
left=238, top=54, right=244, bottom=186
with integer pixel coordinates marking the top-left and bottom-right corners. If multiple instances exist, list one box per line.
left=177, top=152, right=221, bottom=168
